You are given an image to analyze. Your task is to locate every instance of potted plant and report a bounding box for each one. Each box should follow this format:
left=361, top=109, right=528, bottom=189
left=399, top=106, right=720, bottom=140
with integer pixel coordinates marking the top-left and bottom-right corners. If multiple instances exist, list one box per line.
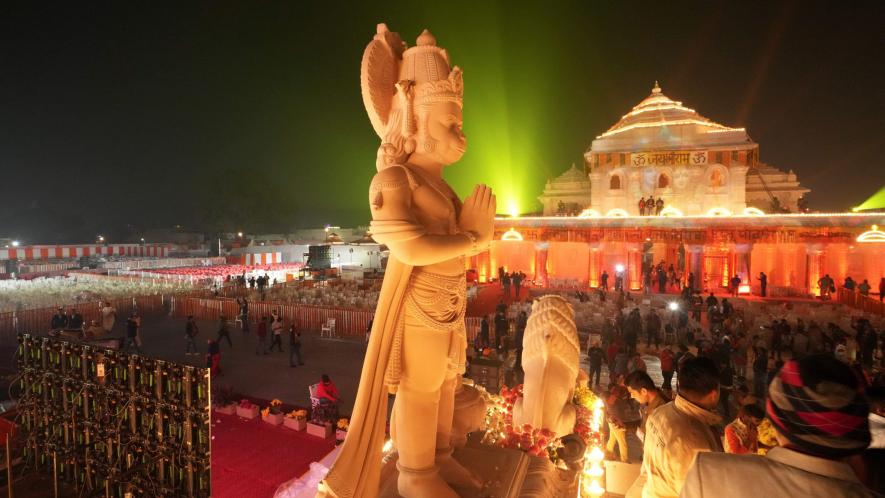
left=335, top=418, right=349, bottom=441
left=214, top=386, right=237, bottom=415
left=307, top=419, right=334, bottom=439
left=261, top=399, right=284, bottom=426
left=236, top=399, right=259, bottom=420
left=284, top=409, right=308, bottom=431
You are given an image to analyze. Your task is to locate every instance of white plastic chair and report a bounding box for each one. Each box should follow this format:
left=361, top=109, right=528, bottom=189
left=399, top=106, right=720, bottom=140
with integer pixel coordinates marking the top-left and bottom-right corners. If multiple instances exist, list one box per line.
left=320, top=318, right=337, bottom=338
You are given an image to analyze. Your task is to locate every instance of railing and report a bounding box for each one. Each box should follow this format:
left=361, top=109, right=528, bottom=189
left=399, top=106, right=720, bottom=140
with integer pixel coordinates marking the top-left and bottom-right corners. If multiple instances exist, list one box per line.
left=170, top=296, right=483, bottom=340
left=19, top=262, right=81, bottom=274
left=99, top=257, right=226, bottom=270
left=837, top=287, right=884, bottom=316
left=0, top=295, right=167, bottom=345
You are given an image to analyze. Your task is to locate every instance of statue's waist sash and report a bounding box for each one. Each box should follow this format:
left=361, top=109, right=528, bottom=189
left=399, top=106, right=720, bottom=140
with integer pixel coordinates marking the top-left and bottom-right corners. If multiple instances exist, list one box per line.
left=384, top=270, right=467, bottom=389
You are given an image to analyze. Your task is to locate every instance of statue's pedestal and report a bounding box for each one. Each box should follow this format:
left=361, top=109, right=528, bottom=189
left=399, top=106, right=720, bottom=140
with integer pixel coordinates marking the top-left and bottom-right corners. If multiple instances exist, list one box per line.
left=379, top=439, right=578, bottom=498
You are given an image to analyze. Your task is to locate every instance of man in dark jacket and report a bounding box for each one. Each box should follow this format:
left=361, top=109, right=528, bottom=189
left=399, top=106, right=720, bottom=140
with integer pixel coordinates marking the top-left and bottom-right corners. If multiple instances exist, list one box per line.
left=50, top=308, right=68, bottom=330
left=289, top=324, right=303, bottom=367
left=588, top=342, right=605, bottom=386
left=185, top=315, right=199, bottom=355
left=479, top=315, right=490, bottom=350
left=494, top=311, right=509, bottom=351
left=514, top=311, right=527, bottom=370
left=757, top=272, right=767, bottom=297
left=125, top=313, right=142, bottom=353
left=624, top=308, right=641, bottom=354
left=68, top=309, right=83, bottom=329
left=216, top=316, right=232, bottom=347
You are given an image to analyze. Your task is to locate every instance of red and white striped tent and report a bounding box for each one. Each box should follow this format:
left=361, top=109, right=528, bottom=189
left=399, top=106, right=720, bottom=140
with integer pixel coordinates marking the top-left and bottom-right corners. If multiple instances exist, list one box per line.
left=228, top=252, right=282, bottom=266
left=0, top=244, right=171, bottom=261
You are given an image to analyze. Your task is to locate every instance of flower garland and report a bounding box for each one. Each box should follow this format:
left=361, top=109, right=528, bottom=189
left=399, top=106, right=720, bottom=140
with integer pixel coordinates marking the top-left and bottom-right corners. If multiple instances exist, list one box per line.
left=478, top=383, right=607, bottom=497
left=480, top=385, right=560, bottom=459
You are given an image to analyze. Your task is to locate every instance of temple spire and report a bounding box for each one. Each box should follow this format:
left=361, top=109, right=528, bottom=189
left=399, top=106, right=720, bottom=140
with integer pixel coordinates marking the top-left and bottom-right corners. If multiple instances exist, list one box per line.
left=652, top=80, right=661, bottom=94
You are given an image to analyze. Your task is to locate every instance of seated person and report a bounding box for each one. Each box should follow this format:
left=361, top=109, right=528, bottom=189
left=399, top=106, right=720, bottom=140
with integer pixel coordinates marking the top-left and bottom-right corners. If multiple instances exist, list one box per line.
left=317, top=374, right=339, bottom=405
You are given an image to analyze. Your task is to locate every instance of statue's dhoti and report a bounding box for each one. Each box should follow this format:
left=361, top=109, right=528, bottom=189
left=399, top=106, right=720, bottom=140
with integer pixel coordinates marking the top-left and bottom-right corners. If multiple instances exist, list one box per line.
left=386, top=270, right=467, bottom=389
left=391, top=270, right=467, bottom=472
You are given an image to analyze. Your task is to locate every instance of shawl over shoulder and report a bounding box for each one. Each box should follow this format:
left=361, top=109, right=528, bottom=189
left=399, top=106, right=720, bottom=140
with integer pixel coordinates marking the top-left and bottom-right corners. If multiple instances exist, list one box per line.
left=318, top=165, right=435, bottom=498
left=317, top=258, right=413, bottom=497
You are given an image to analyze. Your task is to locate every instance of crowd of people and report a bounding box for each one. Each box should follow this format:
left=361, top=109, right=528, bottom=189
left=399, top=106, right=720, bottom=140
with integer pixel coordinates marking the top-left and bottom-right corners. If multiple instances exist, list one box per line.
left=818, top=274, right=885, bottom=302
left=195, top=301, right=312, bottom=376
left=638, top=196, right=665, bottom=216
left=642, top=261, right=688, bottom=294
left=48, top=299, right=129, bottom=341
left=496, top=267, right=528, bottom=300
left=607, top=259, right=884, bottom=304
left=578, top=285, right=885, bottom=497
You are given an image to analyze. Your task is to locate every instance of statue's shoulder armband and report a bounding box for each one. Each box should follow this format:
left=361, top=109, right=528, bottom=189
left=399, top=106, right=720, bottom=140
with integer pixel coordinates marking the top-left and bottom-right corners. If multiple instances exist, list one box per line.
left=369, top=166, right=418, bottom=210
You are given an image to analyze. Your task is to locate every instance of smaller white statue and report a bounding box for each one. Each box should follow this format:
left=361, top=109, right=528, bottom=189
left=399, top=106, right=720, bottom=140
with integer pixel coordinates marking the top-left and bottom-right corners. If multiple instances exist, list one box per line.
left=512, top=295, right=580, bottom=437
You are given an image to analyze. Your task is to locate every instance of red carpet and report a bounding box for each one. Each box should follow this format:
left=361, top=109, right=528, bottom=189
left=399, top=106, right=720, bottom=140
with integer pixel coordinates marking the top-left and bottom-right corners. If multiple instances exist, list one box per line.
left=467, top=284, right=531, bottom=317
left=211, top=413, right=337, bottom=498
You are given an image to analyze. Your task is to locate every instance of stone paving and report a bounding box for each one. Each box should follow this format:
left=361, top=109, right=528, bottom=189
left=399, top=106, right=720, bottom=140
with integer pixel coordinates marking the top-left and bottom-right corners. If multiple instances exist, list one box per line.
left=1, top=313, right=369, bottom=415
left=142, top=314, right=369, bottom=414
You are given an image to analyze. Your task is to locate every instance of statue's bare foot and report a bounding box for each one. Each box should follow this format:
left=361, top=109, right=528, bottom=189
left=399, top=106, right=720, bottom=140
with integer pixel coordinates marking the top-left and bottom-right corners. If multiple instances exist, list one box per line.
left=437, top=451, right=483, bottom=490
left=397, top=464, right=460, bottom=498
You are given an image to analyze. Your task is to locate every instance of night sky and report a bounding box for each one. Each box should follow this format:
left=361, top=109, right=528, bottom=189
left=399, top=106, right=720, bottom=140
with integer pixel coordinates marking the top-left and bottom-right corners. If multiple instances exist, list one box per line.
left=2, top=1, right=884, bottom=243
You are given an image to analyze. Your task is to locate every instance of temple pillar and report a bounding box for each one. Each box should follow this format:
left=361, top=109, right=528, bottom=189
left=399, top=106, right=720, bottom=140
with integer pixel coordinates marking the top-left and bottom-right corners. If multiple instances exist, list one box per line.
left=627, top=243, right=642, bottom=291
left=735, top=243, right=752, bottom=292
left=687, top=244, right=704, bottom=292
left=534, top=242, right=549, bottom=288
left=805, top=244, right=825, bottom=297
left=588, top=244, right=602, bottom=288
left=476, top=250, right=491, bottom=283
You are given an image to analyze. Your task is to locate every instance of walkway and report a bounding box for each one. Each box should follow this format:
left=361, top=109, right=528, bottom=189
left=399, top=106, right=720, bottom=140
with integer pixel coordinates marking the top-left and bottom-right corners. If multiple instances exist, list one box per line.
left=212, top=412, right=336, bottom=498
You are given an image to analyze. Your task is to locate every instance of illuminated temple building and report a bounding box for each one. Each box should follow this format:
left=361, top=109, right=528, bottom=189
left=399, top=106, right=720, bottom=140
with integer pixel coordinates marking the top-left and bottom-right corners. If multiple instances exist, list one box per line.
left=474, top=84, right=884, bottom=296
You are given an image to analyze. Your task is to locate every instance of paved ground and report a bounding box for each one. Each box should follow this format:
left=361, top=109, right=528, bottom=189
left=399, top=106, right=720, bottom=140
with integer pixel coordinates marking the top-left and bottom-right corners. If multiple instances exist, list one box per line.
left=152, top=314, right=369, bottom=414
left=1, top=313, right=369, bottom=415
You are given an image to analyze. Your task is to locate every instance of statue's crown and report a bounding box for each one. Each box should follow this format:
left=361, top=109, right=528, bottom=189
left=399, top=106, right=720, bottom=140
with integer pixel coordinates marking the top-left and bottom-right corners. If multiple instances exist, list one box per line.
left=400, top=29, right=463, bottom=106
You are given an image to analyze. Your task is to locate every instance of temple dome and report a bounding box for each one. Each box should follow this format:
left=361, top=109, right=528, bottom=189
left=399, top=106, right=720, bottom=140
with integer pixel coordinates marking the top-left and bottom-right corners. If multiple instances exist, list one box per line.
left=537, top=164, right=592, bottom=215
left=551, top=163, right=589, bottom=186
left=590, top=82, right=752, bottom=152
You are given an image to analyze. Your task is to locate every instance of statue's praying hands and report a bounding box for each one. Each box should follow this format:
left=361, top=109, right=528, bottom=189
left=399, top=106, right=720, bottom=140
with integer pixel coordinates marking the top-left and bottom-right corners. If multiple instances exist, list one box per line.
left=459, top=184, right=497, bottom=248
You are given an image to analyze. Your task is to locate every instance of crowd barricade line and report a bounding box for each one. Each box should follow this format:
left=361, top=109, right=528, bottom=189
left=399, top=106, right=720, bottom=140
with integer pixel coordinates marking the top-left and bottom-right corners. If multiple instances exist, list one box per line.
left=100, top=257, right=226, bottom=270
left=169, top=297, right=377, bottom=337
left=165, top=296, right=487, bottom=340
left=837, top=287, right=884, bottom=316
left=19, top=262, right=80, bottom=274
left=0, top=295, right=167, bottom=345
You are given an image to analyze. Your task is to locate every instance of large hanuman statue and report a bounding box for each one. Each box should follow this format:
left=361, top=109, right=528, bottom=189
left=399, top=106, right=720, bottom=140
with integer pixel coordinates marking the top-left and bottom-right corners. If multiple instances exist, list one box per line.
left=317, top=25, right=496, bottom=498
